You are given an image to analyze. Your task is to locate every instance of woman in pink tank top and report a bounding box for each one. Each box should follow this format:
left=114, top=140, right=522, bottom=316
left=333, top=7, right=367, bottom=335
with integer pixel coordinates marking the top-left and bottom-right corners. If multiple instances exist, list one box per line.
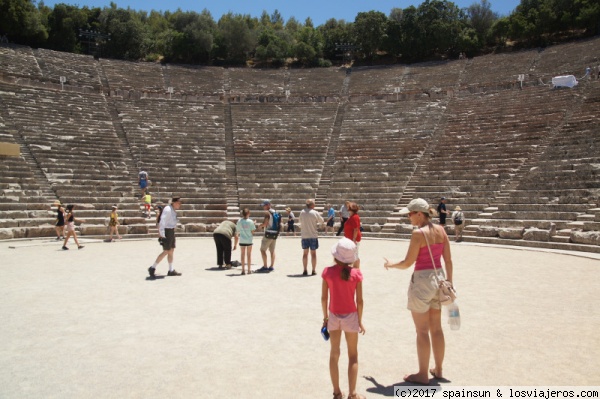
left=383, top=198, right=454, bottom=385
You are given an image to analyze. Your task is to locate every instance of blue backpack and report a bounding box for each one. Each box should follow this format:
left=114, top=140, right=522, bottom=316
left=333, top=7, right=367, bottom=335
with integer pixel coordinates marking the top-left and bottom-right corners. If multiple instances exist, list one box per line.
left=265, top=209, right=282, bottom=239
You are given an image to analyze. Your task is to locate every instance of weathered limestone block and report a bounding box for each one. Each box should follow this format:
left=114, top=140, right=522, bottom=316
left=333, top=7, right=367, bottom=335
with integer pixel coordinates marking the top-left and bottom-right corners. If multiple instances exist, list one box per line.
left=186, top=223, right=207, bottom=233
left=570, top=231, right=600, bottom=245
left=498, top=228, right=524, bottom=239
left=395, top=224, right=414, bottom=234
left=0, top=228, right=14, bottom=239
left=477, top=226, right=499, bottom=237
left=122, top=217, right=146, bottom=225
left=0, top=220, right=19, bottom=228
left=2, top=211, right=28, bottom=218
left=31, top=203, right=55, bottom=211
left=12, top=227, right=27, bottom=239
left=26, top=226, right=56, bottom=238
left=523, top=228, right=550, bottom=242
left=369, top=224, right=382, bottom=233
left=492, top=211, right=518, bottom=219
left=127, top=225, right=149, bottom=235
left=80, top=225, right=109, bottom=235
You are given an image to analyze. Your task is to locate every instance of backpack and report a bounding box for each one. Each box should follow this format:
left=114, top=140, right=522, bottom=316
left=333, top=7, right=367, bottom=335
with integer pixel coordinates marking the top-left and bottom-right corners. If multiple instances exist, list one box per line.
left=265, top=209, right=281, bottom=239
left=454, top=212, right=463, bottom=225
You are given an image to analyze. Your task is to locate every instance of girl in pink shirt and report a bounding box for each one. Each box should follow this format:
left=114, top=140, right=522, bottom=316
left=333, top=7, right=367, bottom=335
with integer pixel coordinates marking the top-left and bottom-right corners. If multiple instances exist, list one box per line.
left=321, top=238, right=366, bottom=399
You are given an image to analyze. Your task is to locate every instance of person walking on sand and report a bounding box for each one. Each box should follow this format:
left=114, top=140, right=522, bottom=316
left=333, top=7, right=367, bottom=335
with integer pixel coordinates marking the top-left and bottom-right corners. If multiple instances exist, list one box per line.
left=325, top=204, right=335, bottom=236
left=321, top=238, right=366, bottom=399
left=383, top=198, right=454, bottom=385
left=108, top=205, right=122, bottom=241
left=148, top=197, right=182, bottom=278
left=336, top=200, right=350, bottom=236
left=451, top=206, right=465, bottom=242
left=343, top=202, right=362, bottom=269
left=286, top=207, right=296, bottom=236
left=299, top=199, right=324, bottom=276
left=62, top=204, right=85, bottom=250
left=257, top=200, right=279, bottom=273
left=236, top=208, right=257, bottom=275
left=53, top=200, right=65, bottom=240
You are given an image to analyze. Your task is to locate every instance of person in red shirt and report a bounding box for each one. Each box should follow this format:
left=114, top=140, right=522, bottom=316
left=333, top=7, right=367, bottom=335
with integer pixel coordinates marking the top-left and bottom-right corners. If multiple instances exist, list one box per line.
left=343, top=202, right=362, bottom=268
left=321, top=238, right=366, bottom=399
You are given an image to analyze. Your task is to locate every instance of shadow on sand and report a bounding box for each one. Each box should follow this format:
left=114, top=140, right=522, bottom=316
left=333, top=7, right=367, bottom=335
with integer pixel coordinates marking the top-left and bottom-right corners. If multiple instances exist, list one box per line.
left=363, top=376, right=443, bottom=397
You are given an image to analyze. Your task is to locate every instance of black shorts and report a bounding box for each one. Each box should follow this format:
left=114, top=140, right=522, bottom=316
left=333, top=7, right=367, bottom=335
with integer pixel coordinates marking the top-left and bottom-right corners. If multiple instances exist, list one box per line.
left=326, top=219, right=334, bottom=227
left=162, top=228, right=176, bottom=250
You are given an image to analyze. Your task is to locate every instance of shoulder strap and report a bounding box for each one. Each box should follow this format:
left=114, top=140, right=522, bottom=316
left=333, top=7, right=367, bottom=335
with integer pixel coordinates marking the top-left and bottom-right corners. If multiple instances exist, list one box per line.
left=419, top=226, right=443, bottom=283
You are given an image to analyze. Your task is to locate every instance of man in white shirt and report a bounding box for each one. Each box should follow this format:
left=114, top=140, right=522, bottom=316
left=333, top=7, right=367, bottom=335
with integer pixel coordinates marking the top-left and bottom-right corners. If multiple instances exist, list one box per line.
left=148, top=197, right=182, bottom=278
left=299, top=199, right=324, bottom=276
left=336, top=200, right=350, bottom=236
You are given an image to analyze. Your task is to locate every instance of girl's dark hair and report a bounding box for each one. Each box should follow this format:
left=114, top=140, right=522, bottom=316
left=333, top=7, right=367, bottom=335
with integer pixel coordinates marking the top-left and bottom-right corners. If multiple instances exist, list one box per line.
left=66, top=204, right=74, bottom=211
left=155, top=205, right=164, bottom=224
left=335, top=258, right=352, bottom=281
left=241, top=208, right=250, bottom=217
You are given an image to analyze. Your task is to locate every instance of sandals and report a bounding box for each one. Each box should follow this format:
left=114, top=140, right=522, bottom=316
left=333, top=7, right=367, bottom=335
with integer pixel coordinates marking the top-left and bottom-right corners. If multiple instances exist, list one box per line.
left=347, top=394, right=366, bottom=399
left=333, top=392, right=344, bottom=399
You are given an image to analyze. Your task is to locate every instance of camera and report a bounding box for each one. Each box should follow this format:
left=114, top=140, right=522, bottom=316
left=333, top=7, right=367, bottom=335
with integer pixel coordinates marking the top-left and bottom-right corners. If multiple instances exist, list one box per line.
left=158, top=237, right=164, bottom=245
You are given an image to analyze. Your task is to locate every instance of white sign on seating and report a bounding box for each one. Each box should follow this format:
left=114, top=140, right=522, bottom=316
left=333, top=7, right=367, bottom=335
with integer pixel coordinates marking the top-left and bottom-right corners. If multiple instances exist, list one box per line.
left=552, top=75, right=578, bottom=88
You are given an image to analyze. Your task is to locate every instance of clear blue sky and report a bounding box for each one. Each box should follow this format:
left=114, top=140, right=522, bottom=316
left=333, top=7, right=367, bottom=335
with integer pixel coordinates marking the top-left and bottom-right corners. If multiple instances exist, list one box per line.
left=43, top=0, right=521, bottom=26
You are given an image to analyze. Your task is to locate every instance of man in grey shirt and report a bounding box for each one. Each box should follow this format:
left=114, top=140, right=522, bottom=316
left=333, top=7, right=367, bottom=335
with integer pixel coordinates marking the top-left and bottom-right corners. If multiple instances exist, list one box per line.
left=299, top=199, right=324, bottom=276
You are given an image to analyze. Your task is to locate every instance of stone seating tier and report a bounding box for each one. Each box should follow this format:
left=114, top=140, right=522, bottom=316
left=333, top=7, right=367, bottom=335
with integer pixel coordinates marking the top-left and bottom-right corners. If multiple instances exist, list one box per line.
left=164, top=65, right=225, bottom=96
left=33, top=48, right=101, bottom=88
left=0, top=45, right=43, bottom=79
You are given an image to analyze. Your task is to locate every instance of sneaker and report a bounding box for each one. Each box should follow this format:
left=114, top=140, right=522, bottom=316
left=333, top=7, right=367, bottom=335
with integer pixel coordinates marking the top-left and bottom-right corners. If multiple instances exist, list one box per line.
left=311, top=271, right=317, bottom=276
left=55, top=237, right=61, bottom=241
left=241, top=271, right=246, bottom=275
left=167, top=270, right=182, bottom=276
left=302, top=270, right=308, bottom=276
left=62, top=246, right=69, bottom=250
left=148, top=267, right=155, bottom=278
left=256, top=266, right=270, bottom=273
left=224, top=264, right=232, bottom=270
left=78, top=245, right=84, bottom=250
left=268, top=266, right=274, bottom=272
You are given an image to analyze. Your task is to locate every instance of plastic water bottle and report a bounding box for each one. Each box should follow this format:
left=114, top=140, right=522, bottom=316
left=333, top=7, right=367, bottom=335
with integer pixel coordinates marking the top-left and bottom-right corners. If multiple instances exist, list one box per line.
left=448, top=302, right=460, bottom=331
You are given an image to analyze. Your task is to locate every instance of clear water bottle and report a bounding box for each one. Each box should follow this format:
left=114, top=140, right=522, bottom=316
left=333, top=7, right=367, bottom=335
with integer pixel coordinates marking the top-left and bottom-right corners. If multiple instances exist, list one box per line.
left=447, top=302, right=460, bottom=331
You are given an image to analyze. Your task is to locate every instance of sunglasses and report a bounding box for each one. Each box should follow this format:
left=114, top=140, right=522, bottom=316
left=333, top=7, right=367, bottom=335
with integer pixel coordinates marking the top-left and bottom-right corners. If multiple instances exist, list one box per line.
left=408, top=211, right=418, bottom=216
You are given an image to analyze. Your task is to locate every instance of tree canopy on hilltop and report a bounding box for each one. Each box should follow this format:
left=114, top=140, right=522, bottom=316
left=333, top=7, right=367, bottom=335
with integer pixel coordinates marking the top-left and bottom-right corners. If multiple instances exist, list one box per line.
left=0, top=0, right=597, bottom=66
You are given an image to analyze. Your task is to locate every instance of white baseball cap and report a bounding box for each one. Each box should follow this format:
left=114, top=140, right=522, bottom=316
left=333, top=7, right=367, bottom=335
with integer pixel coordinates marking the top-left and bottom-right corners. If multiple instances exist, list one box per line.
left=331, top=238, right=357, bottom=264
left=399, top=198, right=430, bottom=215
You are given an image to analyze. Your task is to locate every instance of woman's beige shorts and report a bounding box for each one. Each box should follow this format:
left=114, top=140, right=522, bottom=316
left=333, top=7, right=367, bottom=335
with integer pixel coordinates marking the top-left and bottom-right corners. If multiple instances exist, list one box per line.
left=407, top=269, right=446, bottom=313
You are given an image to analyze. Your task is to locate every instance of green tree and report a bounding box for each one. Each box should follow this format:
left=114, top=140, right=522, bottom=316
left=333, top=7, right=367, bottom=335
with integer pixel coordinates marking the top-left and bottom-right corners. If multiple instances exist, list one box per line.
left=415, top=0, right=467, bottom=58
left=0, top=0, right=48, bottom=45
left=293, top=24, right=323, bottom=65
left=46, top=4, right=89, bottom=52
left=467, top=0, right=499, bottom=46
left=575, top=0, right=600, bottom=34
left=383, top=8, right=404, bottom=58
left=255, top=27, right=290, bottom=64
left=317, top=18, right=353, bottom=62
left=99, top=4, right=147, bottom=60
left=216, top=13, right=257, bottom=62
left=167, top=9, right=216, bottom=63
left=353, top=11, right=388, bottom=60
